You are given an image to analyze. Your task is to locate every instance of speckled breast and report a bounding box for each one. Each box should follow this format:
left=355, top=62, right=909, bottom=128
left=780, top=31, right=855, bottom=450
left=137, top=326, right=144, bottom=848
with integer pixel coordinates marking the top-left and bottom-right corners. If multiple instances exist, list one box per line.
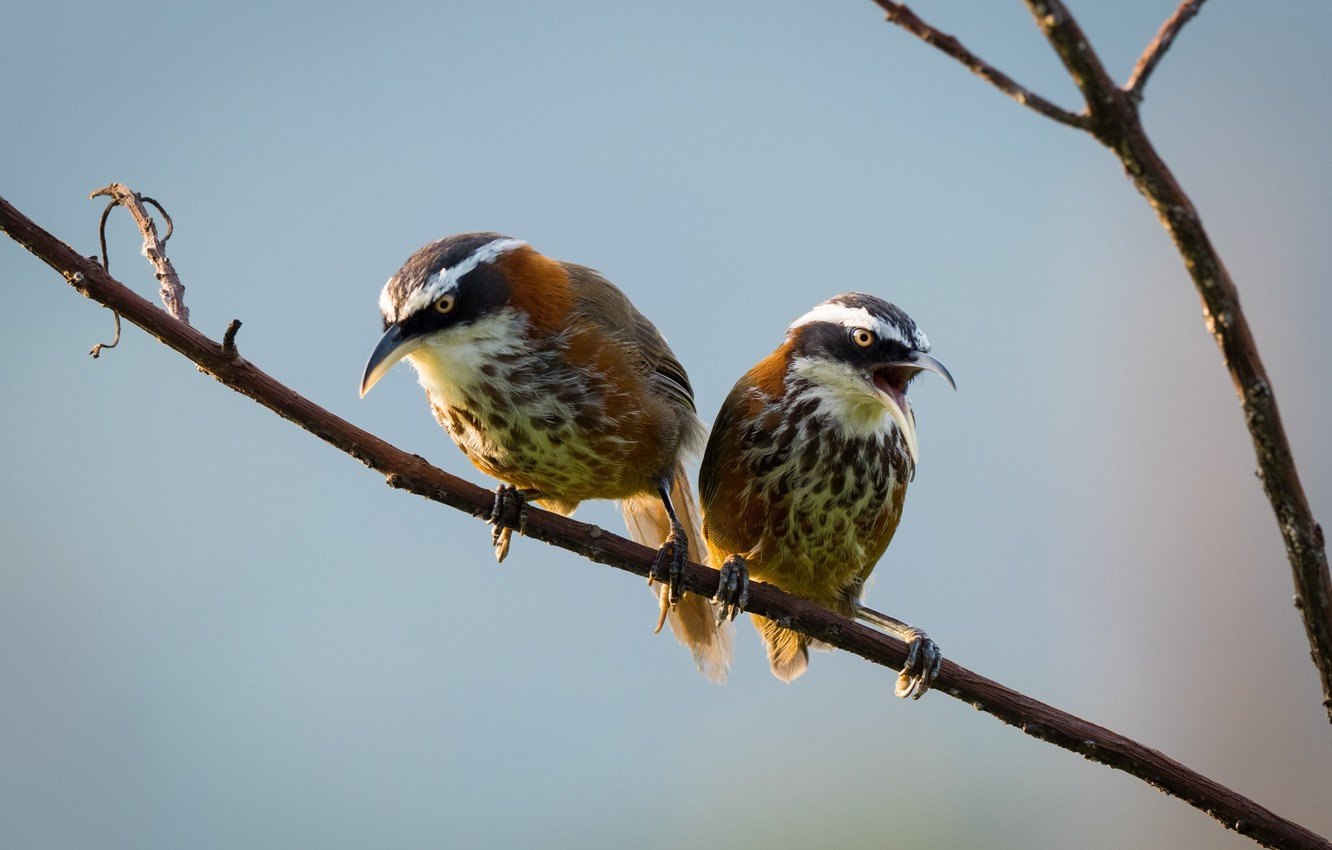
left=429, top=351, right=655, bottom=503
left=736, top=391, right=912, bottom=601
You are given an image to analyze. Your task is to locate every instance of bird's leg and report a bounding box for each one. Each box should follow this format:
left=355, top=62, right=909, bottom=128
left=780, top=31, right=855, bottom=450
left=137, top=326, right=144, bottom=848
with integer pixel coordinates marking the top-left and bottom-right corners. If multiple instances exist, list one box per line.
left=713, top=554, right=750, bottom=624
left=651, top=478, right=689, bottom=605
left=488, top=484, right=533, bottom=563
left=855, top=604, right=942, bottom=700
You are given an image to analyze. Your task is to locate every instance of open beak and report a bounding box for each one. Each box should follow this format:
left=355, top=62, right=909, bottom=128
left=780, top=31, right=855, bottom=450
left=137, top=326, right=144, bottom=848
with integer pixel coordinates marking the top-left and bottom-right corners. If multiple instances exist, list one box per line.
left=360, top=324, right=426, bottom=398
left=908, top=352, right=955, bottom=391
left=869, top=352, right=955, bottom=466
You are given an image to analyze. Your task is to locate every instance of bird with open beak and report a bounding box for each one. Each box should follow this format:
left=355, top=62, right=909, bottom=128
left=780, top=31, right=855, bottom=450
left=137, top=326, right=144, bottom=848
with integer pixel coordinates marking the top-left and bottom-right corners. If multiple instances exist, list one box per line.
left=699, top=292, right=954, bottom=696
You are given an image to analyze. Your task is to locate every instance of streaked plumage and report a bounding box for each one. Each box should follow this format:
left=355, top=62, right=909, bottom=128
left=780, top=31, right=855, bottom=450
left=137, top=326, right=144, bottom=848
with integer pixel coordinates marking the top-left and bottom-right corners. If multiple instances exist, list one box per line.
left=700, top=293, right=952, bottom=695
left=363, top=233, right=731, bottom=681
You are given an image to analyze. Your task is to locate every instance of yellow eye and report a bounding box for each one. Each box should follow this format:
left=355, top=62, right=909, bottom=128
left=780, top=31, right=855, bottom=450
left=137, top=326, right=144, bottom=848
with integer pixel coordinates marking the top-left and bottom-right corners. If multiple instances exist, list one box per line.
left=851, top=328, right=875, bottom=348
left=434, top=294, right=457, bottom=314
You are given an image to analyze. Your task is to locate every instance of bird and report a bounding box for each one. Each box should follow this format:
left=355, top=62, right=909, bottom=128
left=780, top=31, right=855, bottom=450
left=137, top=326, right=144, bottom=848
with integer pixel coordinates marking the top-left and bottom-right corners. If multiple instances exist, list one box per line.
left=698, top=292, right=953, bottom=697
left=359, top=232, right=731, bottom=681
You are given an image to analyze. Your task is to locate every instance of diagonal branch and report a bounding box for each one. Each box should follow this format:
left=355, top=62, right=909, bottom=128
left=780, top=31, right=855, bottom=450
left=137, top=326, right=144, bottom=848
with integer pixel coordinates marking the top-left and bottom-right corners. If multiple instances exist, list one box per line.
left=870, top=0, right=1088, bottom=131
left=2, top=194, right=1329, bottom=850
left=1127, top=0, right=1210, bottom=101
left=869, top=0, right=1332, bottom=726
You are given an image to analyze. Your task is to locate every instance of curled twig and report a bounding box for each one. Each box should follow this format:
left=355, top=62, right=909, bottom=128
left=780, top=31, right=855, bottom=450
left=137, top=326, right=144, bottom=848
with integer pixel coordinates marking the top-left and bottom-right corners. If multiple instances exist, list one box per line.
left=90, top=204, right=124, bottom=358
left=97, top=200, right=116, bottom=272
left=88, top=184, right=190, bottom=324
left=89, top=311, right=121, bottom=359
left=138, top=196, right=173, bottom=242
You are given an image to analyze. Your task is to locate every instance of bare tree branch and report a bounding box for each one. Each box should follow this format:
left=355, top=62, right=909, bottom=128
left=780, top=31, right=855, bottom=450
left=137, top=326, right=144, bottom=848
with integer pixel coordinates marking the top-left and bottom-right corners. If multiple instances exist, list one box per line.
left=1021, top=0, right=1332, bottom=729
left=871, top=0, right=1332, bottom=725
left=1, top=193, right=1329, bottom=850
left=1127, top=0, right=1210, bottom=101
left=89, top=183, right=189, bottom=324
left=1022, top=0, right=1124, bottom=127
left=869, top=0, right=1088, bottom=130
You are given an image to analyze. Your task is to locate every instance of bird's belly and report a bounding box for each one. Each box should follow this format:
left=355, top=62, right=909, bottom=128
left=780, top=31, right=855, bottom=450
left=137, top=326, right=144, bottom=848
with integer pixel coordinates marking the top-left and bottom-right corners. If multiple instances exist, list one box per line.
left=753, top=498, right=885, bottom=605
left=434, top=399, right=658, bottom=502
left=408, top=334, right=679, bottom=504
left=737, top=432, right=908, bottom=608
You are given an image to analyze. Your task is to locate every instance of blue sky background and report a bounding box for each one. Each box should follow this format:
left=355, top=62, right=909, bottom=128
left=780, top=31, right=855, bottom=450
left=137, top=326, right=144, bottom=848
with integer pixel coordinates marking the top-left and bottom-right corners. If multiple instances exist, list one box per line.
left=3, top=2, right=1330, bottom=847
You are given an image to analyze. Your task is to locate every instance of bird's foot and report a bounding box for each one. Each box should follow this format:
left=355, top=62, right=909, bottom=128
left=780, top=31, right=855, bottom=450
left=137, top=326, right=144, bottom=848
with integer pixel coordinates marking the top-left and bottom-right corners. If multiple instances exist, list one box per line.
left=895, top=628, right=942, bottom=700
left=488, top=484, right=528, bottom=563
left=713, top=554, right=749, bottom=624
left=855, top=605, right=942, bottom=700
left=650, top=521, right=689, bottom=605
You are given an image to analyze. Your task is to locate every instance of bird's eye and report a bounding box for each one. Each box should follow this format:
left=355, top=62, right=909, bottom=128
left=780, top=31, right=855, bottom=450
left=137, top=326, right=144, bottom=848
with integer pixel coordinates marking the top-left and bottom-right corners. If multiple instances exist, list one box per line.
left=434, top=294, right=457, bottom=315
left=851, top=328, right=876, bottom=348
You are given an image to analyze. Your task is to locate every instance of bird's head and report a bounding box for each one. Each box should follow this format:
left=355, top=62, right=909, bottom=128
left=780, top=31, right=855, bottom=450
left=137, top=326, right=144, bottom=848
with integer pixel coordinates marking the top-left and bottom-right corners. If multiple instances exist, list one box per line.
left=783, top=292, right=954, bottom=464
left=360, top=232, right=568, bottom=398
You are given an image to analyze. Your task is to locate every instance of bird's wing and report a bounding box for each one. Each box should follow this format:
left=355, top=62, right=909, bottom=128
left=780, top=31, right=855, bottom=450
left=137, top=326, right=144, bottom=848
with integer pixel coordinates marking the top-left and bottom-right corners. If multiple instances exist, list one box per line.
left=698, top=379, right=750, bottom=511
left=561, top=261, right=696, bottom=414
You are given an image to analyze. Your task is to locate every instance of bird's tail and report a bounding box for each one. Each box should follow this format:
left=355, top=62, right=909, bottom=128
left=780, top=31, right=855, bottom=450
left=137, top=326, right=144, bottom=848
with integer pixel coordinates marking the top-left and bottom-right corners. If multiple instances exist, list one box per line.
left=621, top=466, right=733, bottom=683
left=752, top=614, right=810, bottom=683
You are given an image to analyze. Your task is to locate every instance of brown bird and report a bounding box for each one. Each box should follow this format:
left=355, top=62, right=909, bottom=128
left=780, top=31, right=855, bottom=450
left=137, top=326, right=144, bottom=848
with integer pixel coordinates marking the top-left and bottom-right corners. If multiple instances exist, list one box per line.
left=360, top=232, right=731, bottom=680
left=699, top=293, right=953, bottom=696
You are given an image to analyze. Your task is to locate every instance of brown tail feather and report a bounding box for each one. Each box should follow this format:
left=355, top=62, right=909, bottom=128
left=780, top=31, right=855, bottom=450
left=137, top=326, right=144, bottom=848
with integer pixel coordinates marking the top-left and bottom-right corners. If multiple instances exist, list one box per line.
left=752, top=615, right=809, bottom=683
left=621, top=466, right=733, bottom=682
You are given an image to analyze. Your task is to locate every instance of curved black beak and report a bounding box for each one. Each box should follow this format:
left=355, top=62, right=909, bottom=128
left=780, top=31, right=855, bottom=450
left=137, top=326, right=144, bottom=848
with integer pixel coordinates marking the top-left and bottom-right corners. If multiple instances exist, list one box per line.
left=909, top=352, right=956, bottom=391
left=360, top=324, right=426, bottom=398
left=868, top=351, right=955, bottom=466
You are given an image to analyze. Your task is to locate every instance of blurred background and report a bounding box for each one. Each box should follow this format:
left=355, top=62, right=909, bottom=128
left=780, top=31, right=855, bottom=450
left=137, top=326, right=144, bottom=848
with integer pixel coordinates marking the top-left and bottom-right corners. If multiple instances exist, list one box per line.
left=2, top=1, right=1329, bottom=847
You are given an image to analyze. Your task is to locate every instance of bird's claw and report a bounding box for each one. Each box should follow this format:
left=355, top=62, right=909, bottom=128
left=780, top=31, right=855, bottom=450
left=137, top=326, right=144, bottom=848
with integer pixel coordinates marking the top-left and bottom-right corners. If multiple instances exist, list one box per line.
left=895, top=629, right=942, bottom=700
left=652, top=584, right=670, bottom=634
left=713, top=554, right=749, bottom=624
left=488, top=484, right=527, bottom=563
left=650, top=524, right=688, bottom=605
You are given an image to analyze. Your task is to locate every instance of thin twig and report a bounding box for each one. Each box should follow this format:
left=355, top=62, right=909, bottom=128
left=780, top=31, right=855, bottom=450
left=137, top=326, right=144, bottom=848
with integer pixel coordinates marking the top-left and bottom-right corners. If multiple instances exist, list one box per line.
left=90, top=202, right=123, bottom=357
left=89, top=309, right=121, bottom=359
left=1127, top=0, right=1210, bottom=101
left=870, top=0, right=1088, bottom=131
left=138, top=197, right=174, bottom=242
left=89, top=184, right=189, bottom=324
left=97, top=200, right=117, bottom=271
left=0, top=194, right=1327, bottom=850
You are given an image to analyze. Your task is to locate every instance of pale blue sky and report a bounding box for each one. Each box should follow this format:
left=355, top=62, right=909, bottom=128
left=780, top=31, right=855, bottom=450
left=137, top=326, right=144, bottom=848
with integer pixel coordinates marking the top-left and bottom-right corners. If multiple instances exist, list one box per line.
left=3, top=2, right=1331, bottom=848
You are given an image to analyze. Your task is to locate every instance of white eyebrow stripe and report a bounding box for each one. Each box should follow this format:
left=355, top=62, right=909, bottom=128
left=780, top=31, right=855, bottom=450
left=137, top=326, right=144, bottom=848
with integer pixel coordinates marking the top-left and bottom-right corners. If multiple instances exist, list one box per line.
left=381, top=237, right=527, bottom=322
left=378, top=278, right=397, bottom=319
left=788, top=302, right=911, bottom=347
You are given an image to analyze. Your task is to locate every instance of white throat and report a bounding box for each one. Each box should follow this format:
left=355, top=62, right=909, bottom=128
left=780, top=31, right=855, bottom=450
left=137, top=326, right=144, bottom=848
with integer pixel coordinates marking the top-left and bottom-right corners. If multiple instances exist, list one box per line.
left=788, top=355, right=895, bottom=440
left=404, top=309, right=528, bottom=409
